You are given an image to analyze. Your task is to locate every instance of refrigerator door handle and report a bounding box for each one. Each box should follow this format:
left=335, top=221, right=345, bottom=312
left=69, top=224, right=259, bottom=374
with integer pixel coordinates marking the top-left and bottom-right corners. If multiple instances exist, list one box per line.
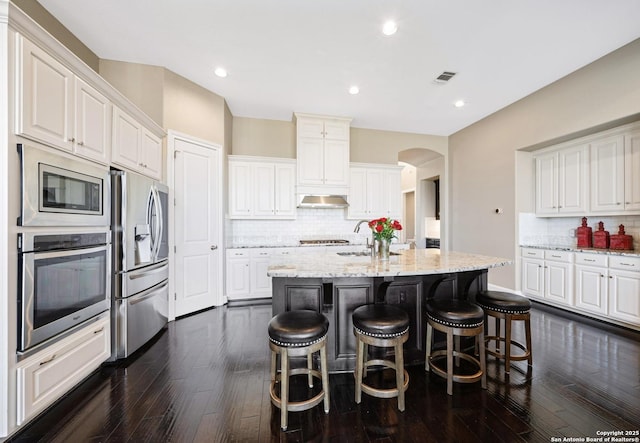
left=129, top=261, right=168, bottom=279
left=153, top=186, right=164, bottom=261
left=129, top=281, right=169, bottom=306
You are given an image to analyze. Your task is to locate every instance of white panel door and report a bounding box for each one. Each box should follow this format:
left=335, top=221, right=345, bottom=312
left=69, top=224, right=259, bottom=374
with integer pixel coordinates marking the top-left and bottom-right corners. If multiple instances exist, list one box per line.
left=274, top=163, right=296, bottom=218
left=575, top=265, right=608, bottom=315
left=366, top=168, right=386, bottom=216
left=253, top=164, right=276, bottom=217
left=112, top=107, right=141, bottom=170
left=521, top=258, right=544, bottom=299
left=590, top=135, right=625, bottom=212
left=535, top=153, right=557, bottom=214
left=297, top=138, right=325, bottom=185
left=174, top=135, right=222, bottom=316
left=545, top=261, right=572, bottom=305
left=557, top=145, right=588, bottom=214
left=323, top=139, right=349, bottom=186
left=74, top=77, right=111, bottom=164
left=608, top=270, right=640, bottom=324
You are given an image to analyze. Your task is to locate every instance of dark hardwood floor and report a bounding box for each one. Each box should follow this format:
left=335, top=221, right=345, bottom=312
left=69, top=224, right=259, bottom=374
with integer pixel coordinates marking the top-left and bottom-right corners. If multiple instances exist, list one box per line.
left=8, top=302, right=640, bottom=442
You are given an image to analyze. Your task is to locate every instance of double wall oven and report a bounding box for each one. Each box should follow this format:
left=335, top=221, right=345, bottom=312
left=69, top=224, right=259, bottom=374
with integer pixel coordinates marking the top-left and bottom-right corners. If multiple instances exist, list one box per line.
left=17, top=143, right=111, bottom=356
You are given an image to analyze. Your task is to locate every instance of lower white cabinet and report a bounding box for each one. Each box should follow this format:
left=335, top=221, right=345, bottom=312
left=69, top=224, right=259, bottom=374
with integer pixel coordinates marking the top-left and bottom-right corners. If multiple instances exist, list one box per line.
left=521, top=248, right=640, bottom=329
left=16, top=314, right=110, bottom=425
left=226, top=248, right=283, bottom=300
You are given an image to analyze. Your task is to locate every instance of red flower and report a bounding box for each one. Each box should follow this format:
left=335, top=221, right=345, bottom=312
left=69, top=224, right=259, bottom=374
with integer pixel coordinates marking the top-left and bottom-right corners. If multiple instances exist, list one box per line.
left=375, top=224, right=383, bottom=233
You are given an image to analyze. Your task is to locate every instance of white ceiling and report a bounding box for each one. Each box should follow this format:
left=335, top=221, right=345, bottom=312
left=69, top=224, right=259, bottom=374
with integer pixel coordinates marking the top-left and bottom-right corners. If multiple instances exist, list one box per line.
left=37, top=0, right=640, bottom=136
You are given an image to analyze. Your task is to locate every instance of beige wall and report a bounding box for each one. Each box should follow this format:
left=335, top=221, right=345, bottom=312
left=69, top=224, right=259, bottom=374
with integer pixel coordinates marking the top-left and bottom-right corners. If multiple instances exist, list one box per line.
left=350, top=128, right=447, bottom=164
left=162, top=69, right=226, bottom=146
left=449, top=38, right=640, bottom=290
left=99, top=60, right=164, bottom=126
left=232, top=117, right=295, bottom=157
left=13, top=0, right=99, bottom=71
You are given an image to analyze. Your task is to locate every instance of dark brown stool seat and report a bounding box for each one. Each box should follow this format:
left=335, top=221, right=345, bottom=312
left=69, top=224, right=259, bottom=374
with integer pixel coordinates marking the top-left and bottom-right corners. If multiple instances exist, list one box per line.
left=476, top=290, right=532, bottom=374
left=425, top=299, right=487, bottom=395
left=352, top=304, right=410, bottom=411
left=268, top=310, right=330, bottom=431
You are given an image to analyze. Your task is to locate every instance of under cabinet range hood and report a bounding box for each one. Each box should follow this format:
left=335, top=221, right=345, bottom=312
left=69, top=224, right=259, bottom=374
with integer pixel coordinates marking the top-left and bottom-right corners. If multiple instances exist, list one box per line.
left=297, top=195, right=349, bottom=208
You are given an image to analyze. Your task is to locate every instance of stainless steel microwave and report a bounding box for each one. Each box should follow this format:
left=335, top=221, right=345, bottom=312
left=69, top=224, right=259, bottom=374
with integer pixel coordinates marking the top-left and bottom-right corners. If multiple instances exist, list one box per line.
left=19, top=143, right=110, bottom=226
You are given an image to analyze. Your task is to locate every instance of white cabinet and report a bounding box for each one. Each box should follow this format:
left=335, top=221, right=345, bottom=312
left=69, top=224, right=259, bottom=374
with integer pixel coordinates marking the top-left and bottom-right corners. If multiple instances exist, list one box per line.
left=624, top=129, right=640, bottom=211
left=228, top=156, right=296, bottom=219
left=295, top=113, right=351, bottom=192
left=226, top=248, right=279, bottom=300
left=348, top=163, right=403, bottom=220
left=590, top=134, right=625, bottom=213
left=16, top=36, right=111, bottom=164
left=521, top=248, right=573, bottom=306
left=111, top=106, right=163, bottom=179
left=535, top=143, right=588, bottom=215
left=575, top=253, right=608, bottom=315
left=608, top=255, right=640, bottom=324
left=16, top=315, right=110, bottom=425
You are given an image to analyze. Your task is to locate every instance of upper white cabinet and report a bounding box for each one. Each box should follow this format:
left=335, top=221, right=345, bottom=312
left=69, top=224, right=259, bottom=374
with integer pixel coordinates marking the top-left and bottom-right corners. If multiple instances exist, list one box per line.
left=295, top=113, right=351, bottom=193
left=16, top=36, right=111, bottom=164
left=111, top=106, right=163, bottom=179
left=228, top=156, right=296, bottom=219
left=348, top=163, right=403, bottom=220
left=534, top=143, right=588, bottom=215
left=534, top=122, right=640, bottom=217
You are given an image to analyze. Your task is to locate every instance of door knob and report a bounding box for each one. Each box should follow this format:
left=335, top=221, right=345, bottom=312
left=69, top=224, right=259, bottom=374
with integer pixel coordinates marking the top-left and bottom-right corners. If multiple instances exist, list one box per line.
left=210, top=245, right=218, bottom=250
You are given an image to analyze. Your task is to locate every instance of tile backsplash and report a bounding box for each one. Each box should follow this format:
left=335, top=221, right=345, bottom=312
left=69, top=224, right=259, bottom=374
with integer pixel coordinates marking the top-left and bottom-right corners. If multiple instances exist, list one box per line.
left=519, top=212, right=640, bottom=250
left=226, top=208, right=375, bottom=246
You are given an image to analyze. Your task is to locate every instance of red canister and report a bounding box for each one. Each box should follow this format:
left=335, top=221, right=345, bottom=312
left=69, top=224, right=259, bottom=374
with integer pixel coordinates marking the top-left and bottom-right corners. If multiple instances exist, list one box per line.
left=593, top=221, right=610, bottom=249
left=610, top=225, right=633, bottom=250
left=576, top=217, right=592, bottom=248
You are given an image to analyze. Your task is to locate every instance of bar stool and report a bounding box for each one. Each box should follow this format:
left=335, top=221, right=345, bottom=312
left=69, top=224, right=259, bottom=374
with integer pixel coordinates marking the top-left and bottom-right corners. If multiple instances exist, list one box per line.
left=352, top=304, right=410, bottom=411
left=425, top=299, right=486, bottom=395
left=476, top=290, right=532, bottom=374
left=268, top=310, right=330, bottom=431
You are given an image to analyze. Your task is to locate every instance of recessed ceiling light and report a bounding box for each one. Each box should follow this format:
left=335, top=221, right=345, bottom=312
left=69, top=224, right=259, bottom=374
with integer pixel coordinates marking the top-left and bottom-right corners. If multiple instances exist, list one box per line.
left=214, top=67, right=227, bottom=78
left=349, top=86, right=360, bottom=95
left=454, top=100, right=465, bottom=108
left=382, top=20, right=398, bottom=36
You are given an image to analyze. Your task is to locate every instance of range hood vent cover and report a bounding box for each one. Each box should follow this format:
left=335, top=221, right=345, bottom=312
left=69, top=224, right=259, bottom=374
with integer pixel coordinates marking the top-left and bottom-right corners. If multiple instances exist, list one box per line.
left=298, top=195, right=349, bottom=208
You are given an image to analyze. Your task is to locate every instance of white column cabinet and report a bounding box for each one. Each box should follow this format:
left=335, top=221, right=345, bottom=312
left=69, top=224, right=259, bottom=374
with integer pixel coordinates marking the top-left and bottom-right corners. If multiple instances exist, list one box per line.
left=228, top=156, right=296, bottom=219
left=295, top=113, right=351, bottom=192
left=348, top=163, right=403, bottom=220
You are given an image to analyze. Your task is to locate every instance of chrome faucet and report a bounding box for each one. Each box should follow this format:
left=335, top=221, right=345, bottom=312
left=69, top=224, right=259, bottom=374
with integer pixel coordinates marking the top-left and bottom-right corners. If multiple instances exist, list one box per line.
left=353, top=219, right=369, bottom=233
left=354, top=220, right=375, bottom=256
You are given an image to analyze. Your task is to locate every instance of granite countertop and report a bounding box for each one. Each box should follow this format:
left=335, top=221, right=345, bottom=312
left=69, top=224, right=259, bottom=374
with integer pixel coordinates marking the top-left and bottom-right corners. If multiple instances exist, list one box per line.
left=521, top=244, right=640, bottom=257
left=267, top=249, right=511, bottom=278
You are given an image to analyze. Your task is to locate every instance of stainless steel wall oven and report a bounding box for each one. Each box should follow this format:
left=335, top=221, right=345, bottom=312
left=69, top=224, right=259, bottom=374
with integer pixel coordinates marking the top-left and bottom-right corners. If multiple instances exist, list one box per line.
left=18, top=231, right=111, bottom=354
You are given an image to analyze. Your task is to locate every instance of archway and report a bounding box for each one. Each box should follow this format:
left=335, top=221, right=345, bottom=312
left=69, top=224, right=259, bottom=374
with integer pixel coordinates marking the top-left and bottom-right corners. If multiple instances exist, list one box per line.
left=397, top=148, right=445, bottom=249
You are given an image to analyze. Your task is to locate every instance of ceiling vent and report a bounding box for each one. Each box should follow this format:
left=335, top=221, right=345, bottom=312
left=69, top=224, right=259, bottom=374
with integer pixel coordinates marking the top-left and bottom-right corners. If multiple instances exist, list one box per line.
left=434, top=71, right=457, bottom=84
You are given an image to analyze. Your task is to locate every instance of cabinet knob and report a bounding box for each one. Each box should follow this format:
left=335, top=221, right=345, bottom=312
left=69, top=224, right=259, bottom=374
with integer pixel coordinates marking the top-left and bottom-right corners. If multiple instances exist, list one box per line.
left=68, top=137, right=75, bottom=143
left=77, top=141, right=84, bottom=146
left=210, top=245, right=218, bottom=250
left=626, top=202, right=631, bottom=204
left=616, top=202, right=622, bottom=205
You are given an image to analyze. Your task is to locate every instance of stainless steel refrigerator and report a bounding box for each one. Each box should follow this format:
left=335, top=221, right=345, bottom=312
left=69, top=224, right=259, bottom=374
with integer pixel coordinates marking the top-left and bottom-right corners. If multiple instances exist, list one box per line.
left=110, top=169, right=169, bottom=360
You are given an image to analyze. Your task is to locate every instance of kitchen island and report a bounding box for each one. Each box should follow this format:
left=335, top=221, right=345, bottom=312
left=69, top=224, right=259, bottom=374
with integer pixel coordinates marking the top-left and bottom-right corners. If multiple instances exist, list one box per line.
left=268, top=249, right=511, bottom=372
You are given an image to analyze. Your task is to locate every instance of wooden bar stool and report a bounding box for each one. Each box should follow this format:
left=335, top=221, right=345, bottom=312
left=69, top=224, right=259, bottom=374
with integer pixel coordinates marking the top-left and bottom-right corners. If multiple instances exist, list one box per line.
left=425, top=299, right=486, bottom=395
left=476, top=290, right=532, bottom=374
left=268, top=310, right=330, bottom=431
left=352, top=304, right=410, bottom=411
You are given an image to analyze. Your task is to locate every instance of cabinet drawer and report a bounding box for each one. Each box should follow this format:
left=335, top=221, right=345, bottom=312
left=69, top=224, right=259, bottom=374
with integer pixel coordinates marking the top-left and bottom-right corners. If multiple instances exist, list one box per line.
left=250, top=249, right=272, bottom=259
left=226, top=249, right=250, bottom=258
left=521, top=248, right=544, bottom=259
left=575, top=253, right=608, bottom=267
left=544, top=250, right=573, bottom=263
left=16, top=315, right=110, bottom=425
left=609, top=255, right=640, bottom=271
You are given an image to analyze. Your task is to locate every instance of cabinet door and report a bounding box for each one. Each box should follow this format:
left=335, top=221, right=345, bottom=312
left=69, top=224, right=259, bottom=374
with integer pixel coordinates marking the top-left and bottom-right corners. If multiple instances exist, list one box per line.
left=535, top=153, right=557, bottom=214
left=366, top=168, right=386, bottom=216
left=228, top=161, right=253, bottom=217
left=590, top=135, right=625, bottom=212
left=253, top=164, right=276, bottom=217
left=323, top=119, right=350, bottom=140
left=384, top=168, right=403, bottom=219
left=575, top=265, right=608, bottom=314
left=323, top=139, right=349, bottom=186
left=297, top=117, right=325, bottom=139
left=226, top=256, right=251, bottom=298
left=297, top=137, right=325, bottom=185
left=545, top=261, right=573, bottom=305
left=608, top=269, right=640, bottom=324
left=521, top=258, right=544, bottom=299
left=74, top=78, right=111, bottom=164
left=274, top=163, right=296, bottom=218
left=624, top=129, right=640, bottom=211
left=141, top=129, right=163, bottom=179
left=251, top=250, right=272, bottom=297
left=557, top=144, right=588, bottom=214
left=112, top=107, right=142, bottom=171
left=18, top=37, right=74, bottom=151
left=348, top=167, right=368, bottom=219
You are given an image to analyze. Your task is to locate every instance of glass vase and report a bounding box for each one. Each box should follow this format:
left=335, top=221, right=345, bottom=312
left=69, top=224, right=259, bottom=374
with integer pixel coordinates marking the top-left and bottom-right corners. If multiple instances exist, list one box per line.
left=376, top=238, right=390, bottom=261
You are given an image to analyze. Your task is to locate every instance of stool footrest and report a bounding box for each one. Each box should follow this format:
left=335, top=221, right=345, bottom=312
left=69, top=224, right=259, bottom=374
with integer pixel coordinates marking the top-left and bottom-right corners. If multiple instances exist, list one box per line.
left=428, top=350, right=484, bottom=384
left=358, top=359, right=410, bottom=399
left=485, top=336, right=531, bottom=361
